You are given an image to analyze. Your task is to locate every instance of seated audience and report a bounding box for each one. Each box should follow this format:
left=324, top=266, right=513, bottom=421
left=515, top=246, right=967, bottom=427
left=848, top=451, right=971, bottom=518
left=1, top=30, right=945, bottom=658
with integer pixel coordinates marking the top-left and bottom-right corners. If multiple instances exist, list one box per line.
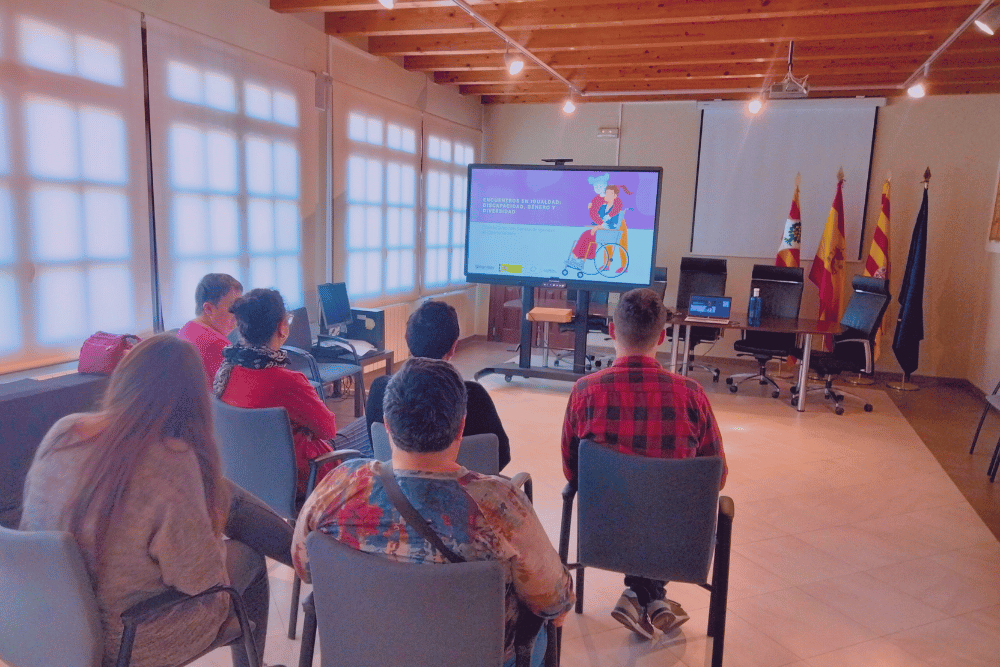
left=561, top=288, right=727, bottom=639
left=216, top=288, right=337, bottom=497
left=365, top=300, right=511, bottom=469
left=294, top=358, right=573, bottom=667
left=177, top=273, right=243, bottom=386
left=20, top=335, right=293, bottom=667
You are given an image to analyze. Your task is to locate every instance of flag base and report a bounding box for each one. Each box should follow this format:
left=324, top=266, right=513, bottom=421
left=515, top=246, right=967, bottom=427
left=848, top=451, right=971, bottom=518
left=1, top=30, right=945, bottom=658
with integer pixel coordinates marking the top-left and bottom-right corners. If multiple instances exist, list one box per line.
left=886, top=380, right=920, bottom=391
left=844, top=373, right=876, bottom=386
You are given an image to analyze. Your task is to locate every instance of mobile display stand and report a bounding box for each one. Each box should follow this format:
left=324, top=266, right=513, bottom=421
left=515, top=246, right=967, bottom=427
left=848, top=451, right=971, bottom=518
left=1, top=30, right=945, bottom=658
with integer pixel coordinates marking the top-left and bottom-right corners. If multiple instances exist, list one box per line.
left=475, top=286, right=594, bottom=384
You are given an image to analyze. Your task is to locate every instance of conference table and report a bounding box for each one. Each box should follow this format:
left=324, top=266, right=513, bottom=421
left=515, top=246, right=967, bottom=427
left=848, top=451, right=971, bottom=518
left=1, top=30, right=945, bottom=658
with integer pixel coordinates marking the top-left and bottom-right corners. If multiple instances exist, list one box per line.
left=668, top=312, right=843, bottom=412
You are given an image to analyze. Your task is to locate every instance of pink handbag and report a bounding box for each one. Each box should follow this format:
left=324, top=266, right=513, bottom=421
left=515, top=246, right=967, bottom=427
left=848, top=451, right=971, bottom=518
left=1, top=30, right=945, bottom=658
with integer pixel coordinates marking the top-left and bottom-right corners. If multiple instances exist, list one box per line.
left=78, top=332, right=141, bottom=375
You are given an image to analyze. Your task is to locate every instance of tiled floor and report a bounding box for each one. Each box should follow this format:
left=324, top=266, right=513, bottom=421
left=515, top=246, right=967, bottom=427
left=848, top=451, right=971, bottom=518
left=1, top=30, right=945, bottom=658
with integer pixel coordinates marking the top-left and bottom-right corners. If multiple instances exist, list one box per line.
left=177, top=342, right=1000, bottom=666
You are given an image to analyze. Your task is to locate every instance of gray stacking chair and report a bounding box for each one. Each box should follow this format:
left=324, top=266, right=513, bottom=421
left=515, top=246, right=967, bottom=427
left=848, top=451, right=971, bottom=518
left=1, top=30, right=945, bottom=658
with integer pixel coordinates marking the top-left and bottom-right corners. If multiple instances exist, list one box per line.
left=0, top=526, right=258, bottom=667
left=306, top=532, right=506, bottom=666
left=211, top=397, right=360, bottom=639
left=370, top=421, right=501, bottom=475
left=558, top=441, right=734, bottom=667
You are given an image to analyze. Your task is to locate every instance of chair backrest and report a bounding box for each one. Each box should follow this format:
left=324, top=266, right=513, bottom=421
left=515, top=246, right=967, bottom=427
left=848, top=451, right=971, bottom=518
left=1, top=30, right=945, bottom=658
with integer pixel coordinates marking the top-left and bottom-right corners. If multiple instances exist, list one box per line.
left=307, top=531, right=506, bottom=667
left=211, top=396, right=298, bottom=520
left=286, top=306, right=313, bottom=350
left=652, top=266, right=667, bottom=303
left=676, top=256, right=727, bottom=311
left=750, top=265, right=804, bottom=320
left=370, top=420, right=391, bottom=461
left=576, top=441, right=722, bottom=584
left=841, top=276, right=891, bottom=338
left=370, top=422, right=500, bottom=476
left=0, top=527, right=103, bottom=667
left=741, top=265, right=803, bottom=349
left=456, top=433, right=501, bottom=476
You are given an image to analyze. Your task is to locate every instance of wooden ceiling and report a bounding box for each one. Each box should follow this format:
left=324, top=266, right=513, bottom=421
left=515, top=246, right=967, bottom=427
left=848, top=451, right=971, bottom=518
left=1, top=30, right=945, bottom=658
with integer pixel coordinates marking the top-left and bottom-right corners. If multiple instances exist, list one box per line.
left=272, top=0, right=1000, bottom=104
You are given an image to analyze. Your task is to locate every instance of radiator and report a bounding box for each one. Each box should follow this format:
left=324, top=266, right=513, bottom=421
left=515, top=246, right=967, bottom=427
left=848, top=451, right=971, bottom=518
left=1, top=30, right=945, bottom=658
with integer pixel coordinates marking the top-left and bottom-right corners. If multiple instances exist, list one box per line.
left=382, top=301, right=411, bottom=366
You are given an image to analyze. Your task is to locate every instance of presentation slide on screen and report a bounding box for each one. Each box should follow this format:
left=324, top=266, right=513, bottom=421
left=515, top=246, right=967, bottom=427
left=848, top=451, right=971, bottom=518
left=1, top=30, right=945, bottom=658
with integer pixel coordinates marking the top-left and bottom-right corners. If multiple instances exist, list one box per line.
left=466, top=168, right=660, bottom=287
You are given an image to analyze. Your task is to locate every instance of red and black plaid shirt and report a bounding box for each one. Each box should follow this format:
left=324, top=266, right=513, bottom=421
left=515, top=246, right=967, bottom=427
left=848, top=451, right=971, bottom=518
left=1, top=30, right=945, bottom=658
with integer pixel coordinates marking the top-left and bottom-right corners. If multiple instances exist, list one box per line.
left=561, top=355, right=727, bottom=488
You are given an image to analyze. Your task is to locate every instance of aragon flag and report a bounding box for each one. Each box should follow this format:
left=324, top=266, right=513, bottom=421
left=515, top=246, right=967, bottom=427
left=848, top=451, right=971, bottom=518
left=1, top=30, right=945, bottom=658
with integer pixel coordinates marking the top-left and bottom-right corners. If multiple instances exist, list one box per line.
left=863, top=179, right=891, bottom=361
left=809, top=175, right=847, bottom=349
left=892, top=184, right=929, bottom=377
left=776, top=183, right=802, bottom=268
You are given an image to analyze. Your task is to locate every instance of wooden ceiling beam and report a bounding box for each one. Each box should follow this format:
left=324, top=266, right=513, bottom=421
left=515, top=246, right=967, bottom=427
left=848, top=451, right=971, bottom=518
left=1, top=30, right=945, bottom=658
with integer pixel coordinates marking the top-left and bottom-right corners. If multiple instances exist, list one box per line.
left=435, top=56, right=984, bottom=85
left=325, top=0, right=979, bottom=36
left=405, top=40, right=1000, bottom=71
left=478, top=81, right=1000, bottom=104
left=367, top=10, right=967, bottom=55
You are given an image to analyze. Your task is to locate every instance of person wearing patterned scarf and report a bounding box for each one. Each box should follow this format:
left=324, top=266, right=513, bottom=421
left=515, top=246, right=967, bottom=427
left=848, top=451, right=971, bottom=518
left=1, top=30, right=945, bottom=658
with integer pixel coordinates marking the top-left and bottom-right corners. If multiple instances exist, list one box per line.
left=215, top=288, right=338, bottom=497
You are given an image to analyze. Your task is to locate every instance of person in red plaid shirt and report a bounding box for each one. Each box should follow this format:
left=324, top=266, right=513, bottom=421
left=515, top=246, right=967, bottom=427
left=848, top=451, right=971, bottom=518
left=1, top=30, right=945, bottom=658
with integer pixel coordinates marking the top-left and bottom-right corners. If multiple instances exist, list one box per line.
left=561, top=287, right=727, bottom=639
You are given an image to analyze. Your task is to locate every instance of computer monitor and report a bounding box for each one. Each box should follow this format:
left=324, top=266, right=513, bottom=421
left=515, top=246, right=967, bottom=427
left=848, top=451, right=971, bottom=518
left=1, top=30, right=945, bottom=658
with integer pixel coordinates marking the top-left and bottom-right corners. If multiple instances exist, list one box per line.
left=317, top=282, right=352, bottom=333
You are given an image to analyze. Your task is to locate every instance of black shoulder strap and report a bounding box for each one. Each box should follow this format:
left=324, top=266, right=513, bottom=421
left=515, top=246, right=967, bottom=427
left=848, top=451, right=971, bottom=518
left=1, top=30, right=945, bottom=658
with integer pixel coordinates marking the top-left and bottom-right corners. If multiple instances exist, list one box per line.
left=376, top=462, right=465, bottom=564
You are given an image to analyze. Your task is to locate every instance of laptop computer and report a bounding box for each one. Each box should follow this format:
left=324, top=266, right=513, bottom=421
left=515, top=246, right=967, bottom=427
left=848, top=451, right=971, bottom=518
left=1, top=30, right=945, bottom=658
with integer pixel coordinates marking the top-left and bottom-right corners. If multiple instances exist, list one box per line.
left=684, top=294, right=732, bottom=325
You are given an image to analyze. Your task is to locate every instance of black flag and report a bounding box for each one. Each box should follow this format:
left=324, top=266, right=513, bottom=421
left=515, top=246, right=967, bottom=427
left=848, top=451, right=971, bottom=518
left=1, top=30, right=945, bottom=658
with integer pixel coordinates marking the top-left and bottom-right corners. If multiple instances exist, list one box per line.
left=892, top=186, right=928, bottom=376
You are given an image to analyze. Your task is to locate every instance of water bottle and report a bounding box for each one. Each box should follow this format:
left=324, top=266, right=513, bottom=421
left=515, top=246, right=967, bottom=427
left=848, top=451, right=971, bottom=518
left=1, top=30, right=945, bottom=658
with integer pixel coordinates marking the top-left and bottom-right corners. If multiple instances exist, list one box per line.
left=748, top=288, right=762, bottom=327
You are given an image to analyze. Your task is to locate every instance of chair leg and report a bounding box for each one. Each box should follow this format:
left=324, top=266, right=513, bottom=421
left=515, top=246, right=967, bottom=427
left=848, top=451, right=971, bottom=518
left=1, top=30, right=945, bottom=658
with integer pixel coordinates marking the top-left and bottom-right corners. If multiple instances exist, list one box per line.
left=574, top=566, right=585, bottom=614
left=288, top=574, right=301, bottom=640
left=298, top=594, right=317, bottom=667
left=988, top=435, right=1000, bottom=482
left=970, top=404, right=993, bottom=454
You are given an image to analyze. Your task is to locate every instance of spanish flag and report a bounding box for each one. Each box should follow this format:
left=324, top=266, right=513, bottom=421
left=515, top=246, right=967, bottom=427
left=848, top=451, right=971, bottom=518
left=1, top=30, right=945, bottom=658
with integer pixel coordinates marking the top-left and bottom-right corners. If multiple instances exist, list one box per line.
left=776, top=184, right=802, bottom=268
left=863, top=179, right=890, bottom=360
left=809, top=175, right=847, bottom=349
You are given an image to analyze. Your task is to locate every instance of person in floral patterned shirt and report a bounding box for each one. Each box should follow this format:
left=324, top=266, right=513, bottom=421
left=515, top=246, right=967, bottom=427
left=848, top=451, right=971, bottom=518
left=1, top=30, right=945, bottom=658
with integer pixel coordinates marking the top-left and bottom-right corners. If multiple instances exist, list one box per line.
left=293, top=357, right=573, bottom=666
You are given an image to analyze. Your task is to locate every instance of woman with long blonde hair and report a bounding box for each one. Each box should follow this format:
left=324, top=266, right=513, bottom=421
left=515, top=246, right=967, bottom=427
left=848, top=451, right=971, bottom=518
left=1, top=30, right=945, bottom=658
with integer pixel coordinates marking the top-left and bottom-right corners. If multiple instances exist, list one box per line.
left=21, top=334, right=291, bottom=667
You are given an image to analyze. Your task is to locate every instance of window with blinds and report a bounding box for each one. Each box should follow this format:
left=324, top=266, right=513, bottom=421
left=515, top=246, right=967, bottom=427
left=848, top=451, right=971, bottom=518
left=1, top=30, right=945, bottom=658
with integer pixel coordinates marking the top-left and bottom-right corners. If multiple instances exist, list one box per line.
left=342, top=103, right=480, bottom=302
left=0, top=0, right=150, bottom=370
left=345, top=110, right=419, bottom=300
left=425, top=135, right=474, bottom=290
left=145, top=18, right=314, bottom=328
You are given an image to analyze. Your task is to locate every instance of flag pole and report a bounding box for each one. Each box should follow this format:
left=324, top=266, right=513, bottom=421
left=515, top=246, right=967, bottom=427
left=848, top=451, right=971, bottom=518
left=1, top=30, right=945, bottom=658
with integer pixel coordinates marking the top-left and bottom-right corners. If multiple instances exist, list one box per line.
left=887, top=167, right=930, bottom=392
left=848, top=170, right=892, bottom=387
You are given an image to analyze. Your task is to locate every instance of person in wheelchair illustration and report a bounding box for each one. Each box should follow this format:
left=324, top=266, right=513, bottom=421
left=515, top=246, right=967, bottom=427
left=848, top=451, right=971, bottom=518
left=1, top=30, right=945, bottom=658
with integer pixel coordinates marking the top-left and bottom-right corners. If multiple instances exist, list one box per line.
left=564, top=225, right=629, bottom=279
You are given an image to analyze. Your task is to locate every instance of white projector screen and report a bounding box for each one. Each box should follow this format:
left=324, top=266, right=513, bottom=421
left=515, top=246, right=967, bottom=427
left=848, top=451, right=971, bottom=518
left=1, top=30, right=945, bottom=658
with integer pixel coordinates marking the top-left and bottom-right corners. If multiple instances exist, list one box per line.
left=691, top=100, right=880, bottom=260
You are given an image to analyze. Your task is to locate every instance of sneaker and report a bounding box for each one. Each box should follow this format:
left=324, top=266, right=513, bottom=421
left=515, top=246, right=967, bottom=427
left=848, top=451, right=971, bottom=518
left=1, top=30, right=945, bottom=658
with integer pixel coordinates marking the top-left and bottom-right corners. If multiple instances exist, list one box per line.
left=610, top=590, right=654, bottom=639
left=648, top=598, right=690, bottom=634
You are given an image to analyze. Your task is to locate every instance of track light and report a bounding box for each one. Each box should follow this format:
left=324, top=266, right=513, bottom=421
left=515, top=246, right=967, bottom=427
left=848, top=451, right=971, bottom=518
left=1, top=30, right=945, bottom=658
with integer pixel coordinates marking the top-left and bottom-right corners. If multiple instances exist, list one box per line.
left=562, top=98, right=576, bottom=114
left=503, top=45, right=524, bottom=76
left=747, top=97, right=763, bottom=114
left=975, top=6, right=1000, bottom=35
left=907, top=81, right=926, bottom=98
left=377, top=0, right=393, bottom=8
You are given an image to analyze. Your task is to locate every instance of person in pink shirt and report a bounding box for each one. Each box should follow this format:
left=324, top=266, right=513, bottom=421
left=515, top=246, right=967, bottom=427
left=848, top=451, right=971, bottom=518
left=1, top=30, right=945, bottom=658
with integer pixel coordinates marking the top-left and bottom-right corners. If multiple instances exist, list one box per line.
left=177, top=273, right=243, bottom=386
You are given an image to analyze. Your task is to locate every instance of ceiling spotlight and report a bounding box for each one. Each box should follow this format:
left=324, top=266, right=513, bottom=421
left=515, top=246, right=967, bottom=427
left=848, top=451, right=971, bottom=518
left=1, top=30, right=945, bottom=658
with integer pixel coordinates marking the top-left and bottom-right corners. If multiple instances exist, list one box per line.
left=748, top=97, right=763, bottom=114
left=504, top=45, right=525, bottom=76
left=975, top=6, right=1000, bottom=35
left=377, top=0, right=394, bottom=8
left=907, top=81, right=926, bottom=98
left=562, top=98, right=576, bottom=114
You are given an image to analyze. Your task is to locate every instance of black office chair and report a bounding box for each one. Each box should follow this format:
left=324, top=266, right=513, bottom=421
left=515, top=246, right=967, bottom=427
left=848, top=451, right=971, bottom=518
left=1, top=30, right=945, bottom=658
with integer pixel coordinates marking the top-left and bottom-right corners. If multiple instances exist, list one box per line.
left=726, top=265, right=804, bottom=398
left=790, top=276, right=890, bottom=414
left=554, top=290, right=612, bottom=370
left=671, top=257, right=727, bottom=381
left=651, top=266, right=667, bottom=304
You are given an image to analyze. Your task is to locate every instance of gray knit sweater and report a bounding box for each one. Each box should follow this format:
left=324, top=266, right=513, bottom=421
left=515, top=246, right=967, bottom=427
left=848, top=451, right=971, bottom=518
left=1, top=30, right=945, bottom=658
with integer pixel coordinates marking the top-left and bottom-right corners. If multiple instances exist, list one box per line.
left=20, top=414, right=230, bottom=667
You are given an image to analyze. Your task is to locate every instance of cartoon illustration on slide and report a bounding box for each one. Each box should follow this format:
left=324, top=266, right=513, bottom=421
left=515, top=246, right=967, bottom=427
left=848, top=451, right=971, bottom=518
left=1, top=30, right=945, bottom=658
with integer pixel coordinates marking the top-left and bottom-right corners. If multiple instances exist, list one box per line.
left=563, top=173, right=631, bottom=279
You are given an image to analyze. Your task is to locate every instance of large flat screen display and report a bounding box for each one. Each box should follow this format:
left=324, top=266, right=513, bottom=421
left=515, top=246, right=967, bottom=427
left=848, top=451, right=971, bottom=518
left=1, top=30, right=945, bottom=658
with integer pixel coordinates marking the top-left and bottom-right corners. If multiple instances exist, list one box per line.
left=465, top=164, right=662, bottom=291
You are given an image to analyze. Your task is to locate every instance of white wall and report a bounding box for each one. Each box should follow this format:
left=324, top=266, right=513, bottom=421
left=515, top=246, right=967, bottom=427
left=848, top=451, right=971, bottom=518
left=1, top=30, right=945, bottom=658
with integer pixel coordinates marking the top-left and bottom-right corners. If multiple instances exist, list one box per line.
left=485, top=94, right=1000, bottom=389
